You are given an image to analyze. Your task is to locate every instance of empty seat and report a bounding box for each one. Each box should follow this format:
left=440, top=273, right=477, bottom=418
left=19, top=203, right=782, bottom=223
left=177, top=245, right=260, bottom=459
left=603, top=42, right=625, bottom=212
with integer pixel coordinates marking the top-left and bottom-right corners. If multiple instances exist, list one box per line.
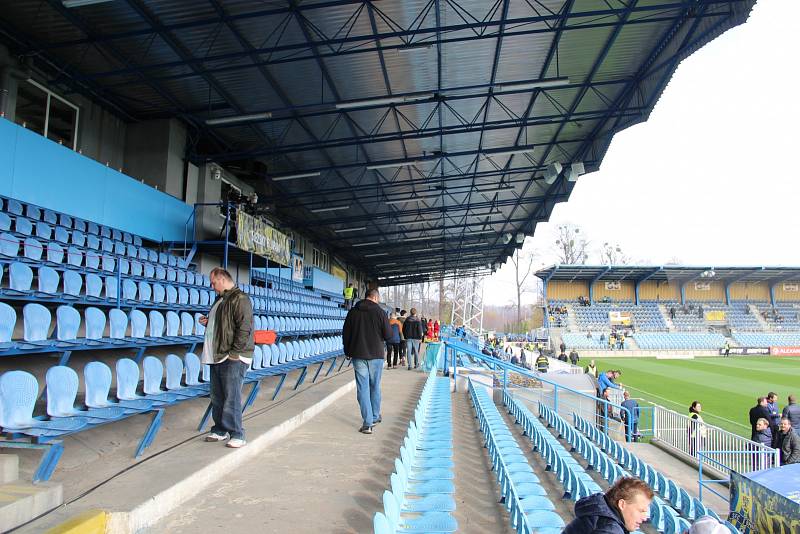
left=101, top=238, right=114, bottom=253
left=46, top=242, right=64, bottom=264
left=37, top=266, right=60, bottom=296
left=8, top=262, right=33, bottom=293
left=35, top=221, right=52, bottom=240
left=0, top=302, right=16, bottom=348
left=63, top=270, right=82, bottom=299
left=180, top=312, right=194, bottom=336
left=25, top=205, right=41, bottom=220
left=23, top=303, right=51, bottom=345
left=59, top=214, right=73, bottom=228
left=23, top=237, right=43, bottom=261
left=73, top=218, right=86, bottom=232
left=84, top=307, right=106, bottom=343
left=86, top=234, right=100, bottom=250
left=43, top=209, right=58, bottom=225
left=0, top=370, right=88, bottom=434
left=152, top=283, right=166, bottom=304
left=71, top=230, right=86, bottom=247
left=67, top=246, right=83, bottom=267
left=6, top=199, right=23, bottom=215
left=55, top=305, right=81, bottom=345
left=16, top=217, right=33, bottom=236
left=85, top=273, right=103, bottom=301
left=142, top=356, right=178, bottom=403
left=138, top=281, right=152, bottom=302
left=0, top=212, right=11, bottom=231
left=0, top=232, right=20, bottom=257
left=148, top=310, right=166, bottom=340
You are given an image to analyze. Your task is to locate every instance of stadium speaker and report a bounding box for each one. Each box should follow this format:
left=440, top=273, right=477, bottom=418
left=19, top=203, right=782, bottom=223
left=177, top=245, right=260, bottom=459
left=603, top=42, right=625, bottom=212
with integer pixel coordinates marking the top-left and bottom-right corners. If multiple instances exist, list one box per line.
left=503, top=233, right=513, bottom=244
left=543, top=162, right=562, bottom=184
left=515, top=233, right=525, bottom=244
left=565, top=161, right=585, bottom=182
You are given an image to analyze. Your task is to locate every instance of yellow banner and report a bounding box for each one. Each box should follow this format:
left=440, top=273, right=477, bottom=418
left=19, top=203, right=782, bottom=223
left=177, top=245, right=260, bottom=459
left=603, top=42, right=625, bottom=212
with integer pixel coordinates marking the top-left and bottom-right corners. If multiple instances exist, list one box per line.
left=331, top=266, right=347, bottom=281
left=608, top=311, right=632, bottom=326
left=705, top=310, right=726, bottom=321
left=236, top=211, right=291, bottom=265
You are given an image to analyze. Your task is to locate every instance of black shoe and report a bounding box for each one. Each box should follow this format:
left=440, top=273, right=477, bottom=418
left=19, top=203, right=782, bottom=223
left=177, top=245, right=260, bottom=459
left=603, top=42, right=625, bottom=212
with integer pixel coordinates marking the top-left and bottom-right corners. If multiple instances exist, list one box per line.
left=359, top=425, right=373, bottom=434
left=373, top=418, right=382, bottom=425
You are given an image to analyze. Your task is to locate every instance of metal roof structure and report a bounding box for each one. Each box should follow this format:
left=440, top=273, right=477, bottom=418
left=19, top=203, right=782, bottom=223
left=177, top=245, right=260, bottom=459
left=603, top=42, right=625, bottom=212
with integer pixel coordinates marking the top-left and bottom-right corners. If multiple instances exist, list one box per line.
left=536, top=265, right=800, bottom=285
left=0, top=0, right=756, bottom=286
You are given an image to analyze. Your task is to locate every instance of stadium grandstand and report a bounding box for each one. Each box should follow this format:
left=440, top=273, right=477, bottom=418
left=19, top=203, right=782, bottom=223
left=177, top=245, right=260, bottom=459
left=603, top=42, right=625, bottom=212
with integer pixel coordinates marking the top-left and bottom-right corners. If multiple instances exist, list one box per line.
left=0, top=1, right=791, bottom=534
left=539, top=265, right=800, bottom=354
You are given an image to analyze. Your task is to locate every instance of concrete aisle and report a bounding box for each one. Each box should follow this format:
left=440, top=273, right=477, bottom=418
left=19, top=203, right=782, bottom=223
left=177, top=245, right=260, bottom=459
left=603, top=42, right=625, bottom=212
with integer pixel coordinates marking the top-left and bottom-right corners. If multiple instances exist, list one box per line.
left=148, top=367, right=427, bottom=534
left=450, top=391, right=514, bottom=534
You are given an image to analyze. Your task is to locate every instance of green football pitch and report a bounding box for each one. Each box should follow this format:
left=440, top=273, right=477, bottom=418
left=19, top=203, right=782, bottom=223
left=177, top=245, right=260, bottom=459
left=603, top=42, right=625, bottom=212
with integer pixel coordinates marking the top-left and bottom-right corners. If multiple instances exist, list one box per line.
left=590, top=356, right=800, bottom=437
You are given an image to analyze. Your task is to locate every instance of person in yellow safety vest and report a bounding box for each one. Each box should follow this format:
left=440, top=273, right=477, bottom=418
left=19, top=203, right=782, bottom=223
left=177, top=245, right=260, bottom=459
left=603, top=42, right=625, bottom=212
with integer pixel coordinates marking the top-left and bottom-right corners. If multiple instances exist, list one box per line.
left=343, top=283, right=355, bottom=310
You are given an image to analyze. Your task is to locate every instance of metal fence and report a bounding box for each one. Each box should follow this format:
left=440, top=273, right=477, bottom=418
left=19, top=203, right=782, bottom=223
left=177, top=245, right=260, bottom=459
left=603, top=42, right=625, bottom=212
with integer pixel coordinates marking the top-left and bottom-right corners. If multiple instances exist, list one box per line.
left=652, top=406, right=780, bottom=477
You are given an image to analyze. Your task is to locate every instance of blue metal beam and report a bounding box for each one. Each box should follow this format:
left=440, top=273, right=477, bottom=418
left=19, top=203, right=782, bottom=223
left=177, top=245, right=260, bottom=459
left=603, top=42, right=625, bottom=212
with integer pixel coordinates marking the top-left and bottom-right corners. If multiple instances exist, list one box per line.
left=589, top=266, right=612, bottom=304
left=635, top=267, right=663, bottom=305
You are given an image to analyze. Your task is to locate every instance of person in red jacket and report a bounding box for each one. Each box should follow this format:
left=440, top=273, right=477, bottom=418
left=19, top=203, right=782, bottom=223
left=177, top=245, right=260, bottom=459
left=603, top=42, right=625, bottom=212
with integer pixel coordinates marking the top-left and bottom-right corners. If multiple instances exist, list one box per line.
left=433, top=320, right=440, bottom=340
left=426, top=319, right=434, bottom=341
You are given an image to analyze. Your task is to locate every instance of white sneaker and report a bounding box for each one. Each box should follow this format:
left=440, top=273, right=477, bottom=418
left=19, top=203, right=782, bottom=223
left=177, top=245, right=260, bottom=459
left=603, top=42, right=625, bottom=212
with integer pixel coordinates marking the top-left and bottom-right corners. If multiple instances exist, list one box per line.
left=226, top=438, right=246, bottom=448
left=205, top=432, right=229, bottom=442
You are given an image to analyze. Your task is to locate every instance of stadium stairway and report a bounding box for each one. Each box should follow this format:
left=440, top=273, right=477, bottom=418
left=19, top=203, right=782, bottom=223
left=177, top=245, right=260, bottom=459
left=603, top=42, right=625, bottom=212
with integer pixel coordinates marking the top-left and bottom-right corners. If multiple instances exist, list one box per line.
left=748, top=304, right=772, bottom=331
left=0, top=454, right=62, bottom=532
left=657, top=304, right=677, bottom=332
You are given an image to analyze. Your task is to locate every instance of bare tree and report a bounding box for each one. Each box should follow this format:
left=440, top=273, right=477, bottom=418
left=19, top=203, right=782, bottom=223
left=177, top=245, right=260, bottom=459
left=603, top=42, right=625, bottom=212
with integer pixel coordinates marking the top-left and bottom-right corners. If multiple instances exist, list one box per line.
left=509, top=245, right=537, bottom=324
left=599, top=241, right=630, bottom=265
left=554, top=224, right=589, bottom=264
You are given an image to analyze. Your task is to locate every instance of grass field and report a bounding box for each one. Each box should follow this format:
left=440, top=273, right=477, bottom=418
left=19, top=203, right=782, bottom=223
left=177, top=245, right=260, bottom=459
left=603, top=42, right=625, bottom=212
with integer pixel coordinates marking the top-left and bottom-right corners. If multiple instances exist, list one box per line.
left=591, top=356, right=800, bottom=437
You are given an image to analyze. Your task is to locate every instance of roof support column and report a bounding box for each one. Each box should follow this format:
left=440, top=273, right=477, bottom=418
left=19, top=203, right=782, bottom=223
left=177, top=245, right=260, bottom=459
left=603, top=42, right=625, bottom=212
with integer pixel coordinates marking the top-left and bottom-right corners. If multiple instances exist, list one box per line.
left=770, top=284, right=776, bottom=307
left=589, top=266, right=611, bottom=304
left=680, top=283, right=686, bottom=306
left=635, top=267, right=662, bottom=306
left=725, top=282, right=731, bottom=305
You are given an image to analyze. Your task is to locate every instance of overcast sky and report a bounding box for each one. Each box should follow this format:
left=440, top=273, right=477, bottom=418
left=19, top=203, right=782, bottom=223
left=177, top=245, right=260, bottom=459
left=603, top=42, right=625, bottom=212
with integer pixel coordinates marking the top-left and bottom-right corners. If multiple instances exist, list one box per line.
left=484, top=0, right=800, bottom=306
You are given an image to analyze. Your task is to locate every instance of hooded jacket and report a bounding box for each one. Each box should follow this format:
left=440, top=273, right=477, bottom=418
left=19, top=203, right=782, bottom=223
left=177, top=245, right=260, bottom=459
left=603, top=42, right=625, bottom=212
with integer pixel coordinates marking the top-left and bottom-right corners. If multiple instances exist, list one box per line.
left=342, top=299, right=392, bottom=359
left=563, top=493, right=628, bottom=534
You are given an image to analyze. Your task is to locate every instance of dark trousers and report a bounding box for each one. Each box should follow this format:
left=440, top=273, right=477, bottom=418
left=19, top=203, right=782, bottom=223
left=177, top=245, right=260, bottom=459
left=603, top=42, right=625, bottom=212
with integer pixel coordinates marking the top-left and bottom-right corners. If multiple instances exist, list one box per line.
left=399, top=339, right=407, bottom=361
left=386, top=343, right=401, bottom=367
left=209, top=359, right=248, bottom=440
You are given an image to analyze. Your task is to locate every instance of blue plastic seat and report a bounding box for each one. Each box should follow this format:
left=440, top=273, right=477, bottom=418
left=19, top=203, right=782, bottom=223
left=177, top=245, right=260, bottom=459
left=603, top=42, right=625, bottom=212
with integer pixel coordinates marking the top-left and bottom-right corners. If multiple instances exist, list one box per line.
left=60, top=214, right=73, bottom=228
left=0, top=212, right=11, bottom=231
left=118, top=257, right=130, bottom=275
left=166, top=285, right=177, bottom=303
left=382, top=491, right=457, bottom=533
left=85, top=249, right=100, bottom=270
left=24, top=237, right=43, bottom=261
left=8, top=261, right=33, bottom=294
left=16, top=217, right=32, bottom=236
left=37, top=266, right=60, bottom=297
left=142, top=356, right=180, bottom=403
left=180, top=312, right=194, bottom=337
left=122, top=279, right=137, bottom=303
left=113, top=358, right=156, bottom=409
left=105, top=276, right=118, bottom=301
left=148, top=310, right=166, bottom=341
left=0, top=232, right=19, bottom=257
left=71, top=230, right=86, bottom=247
left=152, top=283, right=165, bottom=304
left=0, top=302, right=16, bottom=350
left=46, top=242, right=64, bottom=264
left=101, top=254, right=115, bottom=273
left=166, top=311, right=181, bottom=340
left=55, top=305, right=82, bottom=346
left=129, top=309, right=148, bottom=342
left=144, top=262, right=155, bottom=278
left=101, top=237, right=113, bottom=253
left=178, top=286, right=189, bottom=305
left=165, top=354, right=205, bottom=397
left=184, top=353, right=209, bottom=389
left=22, top=303, right=52, bottom=347
left=6, top=199, right=22, bottom=215
left=35, top=221, right=52, bottom=240
left=83, top=307, right=106, bottom=344
left=43, top=209, right=57, bottom=224
left=25, top=205, right=40, bottom=220
left=66, top=246, right=83, bottom=267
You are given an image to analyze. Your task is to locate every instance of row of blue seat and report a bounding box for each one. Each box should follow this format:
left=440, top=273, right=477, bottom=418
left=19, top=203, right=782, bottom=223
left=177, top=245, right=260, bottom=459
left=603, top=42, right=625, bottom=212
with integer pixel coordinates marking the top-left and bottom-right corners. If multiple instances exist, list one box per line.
left=1, top=196, right=145, bottom=246
left=558, top=408, right=739, bottom=533
left=469, top=380, right=564, bottom=534
left=374, top=369, right=457, bottom=534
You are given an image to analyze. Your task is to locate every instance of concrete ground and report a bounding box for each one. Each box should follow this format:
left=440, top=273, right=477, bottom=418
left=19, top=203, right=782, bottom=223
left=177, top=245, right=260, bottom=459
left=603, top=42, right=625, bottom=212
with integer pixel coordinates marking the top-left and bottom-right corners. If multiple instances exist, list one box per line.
left=148, top=367, right=429, bottom=533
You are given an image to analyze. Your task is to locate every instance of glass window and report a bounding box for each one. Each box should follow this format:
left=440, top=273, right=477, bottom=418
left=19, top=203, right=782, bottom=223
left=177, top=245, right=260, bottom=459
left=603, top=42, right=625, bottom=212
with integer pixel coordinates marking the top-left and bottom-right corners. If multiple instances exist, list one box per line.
left=47, top=96, right=78, bottom=147
left=14, top=82, right=47, bottom=135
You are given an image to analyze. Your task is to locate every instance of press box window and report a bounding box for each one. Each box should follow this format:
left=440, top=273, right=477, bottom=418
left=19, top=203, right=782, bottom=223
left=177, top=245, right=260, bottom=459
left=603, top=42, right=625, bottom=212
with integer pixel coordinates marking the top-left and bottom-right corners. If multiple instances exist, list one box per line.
left=14, top=80, right=79, bottom=150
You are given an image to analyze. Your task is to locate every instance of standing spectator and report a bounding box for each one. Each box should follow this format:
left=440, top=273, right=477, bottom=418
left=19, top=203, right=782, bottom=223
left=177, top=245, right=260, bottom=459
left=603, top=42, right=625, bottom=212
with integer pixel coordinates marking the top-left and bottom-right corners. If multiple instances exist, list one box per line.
left=767, top=392, right=781, bottom=445
left=386, top=312, right=403, bottom=369
left=562, top=477, right=654, bottom=534
left=343, top=282, right=355, bottom=310
left=585, top=359, right=598, bottom=378
left=433, top=319, right=440, bottom=340
left=782, top=394, right=800, bottom=431
left=596, top=389, right=614, bottom=432
left=511, top=354, right=520, bottom=366
left=749, top=397, right=771, bottom=442
left=621, top=391, right=640, bottom=442
left=599, top=332, right=606, bottom=345
left=342, top=289, right=392, bottom=434
left=569, top=348, right=580, bottom=365
left=559, top=340, right=567, bottom=353
left=688, top=401, right=706, bottom=458
left=754, top=418, right=772, bottom=447
left=520, top=349, right=527, bottom=368
left=402, top=308, right=425, bottom=370
left=535, top=351, right=549, bottom=373
left=397, top=310, right=408, bottom=366
left=669, top=306, right=676, bottom=320
left=723, top=341, right=730, bottom=358
left=199, top=267, right=254, bottom=449
left=425, top=318, right=434, bottom=341
left=778, top=417, right=800, bottom=465
left=558, top=351, right=568, bottom=362
left=598, top=370, right=622, bottom=395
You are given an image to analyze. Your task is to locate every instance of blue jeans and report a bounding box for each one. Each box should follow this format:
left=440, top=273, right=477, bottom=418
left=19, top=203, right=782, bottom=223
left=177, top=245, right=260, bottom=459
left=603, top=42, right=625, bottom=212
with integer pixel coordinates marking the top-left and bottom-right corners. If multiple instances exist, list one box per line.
left=353, top=358, right=383, bottom=427
left=407, top=339, right=422, bottom=369
left=209, top=359, right=248, bottom=440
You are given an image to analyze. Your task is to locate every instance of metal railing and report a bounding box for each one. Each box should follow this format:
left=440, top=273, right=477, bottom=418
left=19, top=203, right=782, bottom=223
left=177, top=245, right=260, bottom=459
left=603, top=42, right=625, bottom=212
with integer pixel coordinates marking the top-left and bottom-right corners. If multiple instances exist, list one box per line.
left=442, top=339, right=636, bottom=442
left=652, top=406, right=780, bottom=478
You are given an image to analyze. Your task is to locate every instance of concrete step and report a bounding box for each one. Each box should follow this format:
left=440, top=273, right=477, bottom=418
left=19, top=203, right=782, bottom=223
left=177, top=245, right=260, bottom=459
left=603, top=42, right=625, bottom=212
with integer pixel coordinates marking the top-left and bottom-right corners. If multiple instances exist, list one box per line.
left=0, top=454, right=19, bottom=484
left=0, top=480, right=63, bottom=532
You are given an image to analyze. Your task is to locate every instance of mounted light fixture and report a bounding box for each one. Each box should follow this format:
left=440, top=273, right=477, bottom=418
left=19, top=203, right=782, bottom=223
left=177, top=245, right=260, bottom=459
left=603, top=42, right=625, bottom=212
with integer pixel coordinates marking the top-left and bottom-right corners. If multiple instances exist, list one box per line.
left=309, top=205, right=349, bottom=213
left=493, top=77, right=570, bottom=92
left=334, top=226, right=366, bottom=233
left=63, top=0, right=113, bottom=6
left=543, top=162, right=563, bottom=184
left=336, top=93, right=434, bottom=110
left=205, top=112, right=272, bottom=126
left=484, top=148, right=535, bottom=158
left=564, top=162, right=586, bottom=182
left=352, top=242, right=379, bottom=248
left=503, top=233, right=513, bottom=244
left=367, top=160, right=421, bottom=171
left=364, top=252, right=389, bottom=258
left=272, top=171, right=321, bottom=182
left=515, top=233, right=525, bottom=244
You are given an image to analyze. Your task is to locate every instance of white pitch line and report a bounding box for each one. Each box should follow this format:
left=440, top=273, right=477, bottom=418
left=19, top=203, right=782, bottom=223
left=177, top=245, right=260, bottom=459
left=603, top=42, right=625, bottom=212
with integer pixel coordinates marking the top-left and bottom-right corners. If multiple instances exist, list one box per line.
left=624, top=384, right=750, bottom=430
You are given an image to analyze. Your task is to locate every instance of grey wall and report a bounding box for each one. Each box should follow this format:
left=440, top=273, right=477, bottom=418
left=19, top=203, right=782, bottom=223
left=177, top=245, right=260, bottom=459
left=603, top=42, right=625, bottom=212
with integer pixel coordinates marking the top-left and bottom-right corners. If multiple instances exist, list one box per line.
left=123, top=118, right=186, bottom=198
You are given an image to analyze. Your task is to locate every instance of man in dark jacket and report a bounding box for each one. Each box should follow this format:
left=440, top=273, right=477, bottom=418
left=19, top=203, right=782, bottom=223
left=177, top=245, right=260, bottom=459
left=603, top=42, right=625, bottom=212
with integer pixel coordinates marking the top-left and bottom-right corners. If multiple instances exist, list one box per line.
left=402, top=308, right=425, bottom=370
left=563, top=477, right=653, bottom=534
left=782, top=394, right=800, bottom=431
left=749, top=397, right=772, bottom=442
left=343, top=289, right=392, bottom=434
left=199, top=268, right=254, bottom=448
left=569, top=349, right=580, bottom=365
left=778, top=417, right=800, bottom=465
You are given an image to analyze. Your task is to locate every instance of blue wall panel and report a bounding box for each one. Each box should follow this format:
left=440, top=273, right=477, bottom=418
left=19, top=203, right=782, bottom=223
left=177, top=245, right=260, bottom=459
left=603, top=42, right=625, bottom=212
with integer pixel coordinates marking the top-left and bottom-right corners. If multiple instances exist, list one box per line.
left=0, top=118, right=192, bottom=241
left=0, top=118, right=17, bottom=196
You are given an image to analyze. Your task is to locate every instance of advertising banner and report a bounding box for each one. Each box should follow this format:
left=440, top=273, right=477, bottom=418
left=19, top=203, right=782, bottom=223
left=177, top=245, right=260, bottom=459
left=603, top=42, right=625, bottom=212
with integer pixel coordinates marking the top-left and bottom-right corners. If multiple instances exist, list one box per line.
left=729, top=465, right=800, bottom=534
left=770, top=346, right=800, bottom=356
left=331, top=265, right=347, bottom=281
left=291, top=254, right=304, bottom=283
left=705, top=310, right=726, bottom=322
left=236, top=211, right=291, bottom=265
left=718, top=347, right=770, bottom=356
left=608, top=311, right=632, bottom=326
left=604, top=281, right=621, bottom=290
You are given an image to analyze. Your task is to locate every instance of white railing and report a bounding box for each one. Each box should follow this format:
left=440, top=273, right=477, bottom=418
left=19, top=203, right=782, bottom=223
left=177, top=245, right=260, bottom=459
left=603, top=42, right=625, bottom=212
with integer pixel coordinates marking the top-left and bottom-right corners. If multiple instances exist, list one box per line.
left=652, top=405, right=780, bottom=475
